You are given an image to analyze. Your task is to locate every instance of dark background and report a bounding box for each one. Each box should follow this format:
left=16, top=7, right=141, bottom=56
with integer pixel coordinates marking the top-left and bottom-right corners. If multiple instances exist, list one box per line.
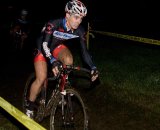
left=1, top=0, right=160, bottom=31
left=89, top=0, right=160, bottom=37
left=0, top=0, right=160, bottom=51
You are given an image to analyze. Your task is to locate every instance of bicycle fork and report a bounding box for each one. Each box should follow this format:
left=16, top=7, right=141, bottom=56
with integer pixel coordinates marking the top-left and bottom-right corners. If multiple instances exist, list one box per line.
left=61, top=92, right=74, bottom=127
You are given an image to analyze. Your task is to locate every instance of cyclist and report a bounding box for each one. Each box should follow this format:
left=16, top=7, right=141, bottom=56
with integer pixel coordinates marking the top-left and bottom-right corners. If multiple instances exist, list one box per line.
left=26, top=0, right=99, bottom=118
left=10, top=9, right=31, bottom=50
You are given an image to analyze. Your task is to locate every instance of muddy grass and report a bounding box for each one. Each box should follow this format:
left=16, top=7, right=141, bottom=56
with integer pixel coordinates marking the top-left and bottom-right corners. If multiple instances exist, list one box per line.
left=1, top=46, right=160, bottom=130
left=1, top=64, right=160, bottom=130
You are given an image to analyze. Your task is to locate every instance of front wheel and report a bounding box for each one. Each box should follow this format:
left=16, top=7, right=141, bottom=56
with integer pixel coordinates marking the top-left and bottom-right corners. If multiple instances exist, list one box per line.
left=50, top=88, right=89, bottom=130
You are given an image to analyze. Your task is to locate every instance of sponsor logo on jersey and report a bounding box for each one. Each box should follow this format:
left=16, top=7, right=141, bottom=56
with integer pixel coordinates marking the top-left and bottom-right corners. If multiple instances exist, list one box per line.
left=53, top=31, right=79, bottom=40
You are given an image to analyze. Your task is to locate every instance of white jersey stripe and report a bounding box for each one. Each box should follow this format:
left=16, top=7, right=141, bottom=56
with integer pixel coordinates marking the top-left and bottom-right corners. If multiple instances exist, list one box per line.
left=53, top=31, right=79, bottom=40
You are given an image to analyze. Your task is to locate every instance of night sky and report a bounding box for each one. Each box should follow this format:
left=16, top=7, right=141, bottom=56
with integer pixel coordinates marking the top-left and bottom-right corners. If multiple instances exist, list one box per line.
left=1, top=0, right=160, bottom=34
left=89, top=0, right=160, bottom=32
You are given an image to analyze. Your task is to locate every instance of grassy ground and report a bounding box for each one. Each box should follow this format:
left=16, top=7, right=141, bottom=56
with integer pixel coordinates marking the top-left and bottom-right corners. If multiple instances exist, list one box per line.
left=87, top=34, right=160, bottom=130
left=1, top=33, right=160, bottom=129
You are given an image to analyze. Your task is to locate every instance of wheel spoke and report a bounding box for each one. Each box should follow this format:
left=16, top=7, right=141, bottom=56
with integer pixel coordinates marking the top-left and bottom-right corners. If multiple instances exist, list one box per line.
left=50, top=89, right=89, bottom=130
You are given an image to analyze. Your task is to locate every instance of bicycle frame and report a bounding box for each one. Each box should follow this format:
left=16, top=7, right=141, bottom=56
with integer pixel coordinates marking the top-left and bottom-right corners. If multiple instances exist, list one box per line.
left=24, top=65, right=90, bottom=129
left=38, top=66, right=73, bottom=118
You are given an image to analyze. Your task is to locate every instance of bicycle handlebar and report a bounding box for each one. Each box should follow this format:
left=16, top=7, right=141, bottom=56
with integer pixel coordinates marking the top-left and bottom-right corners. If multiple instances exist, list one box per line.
left=48, top=65, right=90, bottom=80
left=62, top=65, right=90, bottom=74
left=72, top=66, right=90, bottom=73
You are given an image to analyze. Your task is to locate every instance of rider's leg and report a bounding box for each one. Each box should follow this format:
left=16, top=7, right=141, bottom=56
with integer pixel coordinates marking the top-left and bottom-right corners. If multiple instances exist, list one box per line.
left=53, top=44, right=73, bottom=65
left=29, top=60, right=47, bottom=102
left=26, top=52, right=47, bottom=115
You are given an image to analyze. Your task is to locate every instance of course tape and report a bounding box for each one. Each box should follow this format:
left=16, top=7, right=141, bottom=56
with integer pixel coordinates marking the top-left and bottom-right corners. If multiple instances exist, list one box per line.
left=0, top=97, right=46, bottom=130
left=90, top=30, right=160, bottom=46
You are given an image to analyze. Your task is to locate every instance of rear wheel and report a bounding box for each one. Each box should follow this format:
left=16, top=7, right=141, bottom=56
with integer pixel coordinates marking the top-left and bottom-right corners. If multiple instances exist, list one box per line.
left=50, top=88, right=89, bottom=130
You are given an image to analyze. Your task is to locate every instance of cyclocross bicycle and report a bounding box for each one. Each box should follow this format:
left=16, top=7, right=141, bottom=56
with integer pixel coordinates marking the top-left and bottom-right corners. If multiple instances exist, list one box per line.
left=22, top=64, right=90, bottom=130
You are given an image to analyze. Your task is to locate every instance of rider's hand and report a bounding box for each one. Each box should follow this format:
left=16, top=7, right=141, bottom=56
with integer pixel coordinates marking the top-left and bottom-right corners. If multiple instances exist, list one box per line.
left=51, top=60, right=62, bottom=77
left=91, top=67, right=99, bottom=82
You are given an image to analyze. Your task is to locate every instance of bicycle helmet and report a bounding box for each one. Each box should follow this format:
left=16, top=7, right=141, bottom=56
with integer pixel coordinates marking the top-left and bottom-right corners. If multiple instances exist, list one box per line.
left=65, top=0, right=87, bottom=17
left=21, top=9, right=28, bottom=16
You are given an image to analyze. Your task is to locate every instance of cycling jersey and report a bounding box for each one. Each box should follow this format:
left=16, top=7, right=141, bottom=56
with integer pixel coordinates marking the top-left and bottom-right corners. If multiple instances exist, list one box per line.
left=36, top=17, right=95, bottom=69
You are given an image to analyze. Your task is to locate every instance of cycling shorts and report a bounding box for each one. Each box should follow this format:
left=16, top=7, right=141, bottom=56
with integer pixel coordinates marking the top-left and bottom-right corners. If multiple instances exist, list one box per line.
left=34, top=44, right=67, bottom=62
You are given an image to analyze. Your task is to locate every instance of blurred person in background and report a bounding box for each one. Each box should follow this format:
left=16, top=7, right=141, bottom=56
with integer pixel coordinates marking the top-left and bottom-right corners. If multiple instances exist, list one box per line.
left=10, top=9, right=31, bottom=51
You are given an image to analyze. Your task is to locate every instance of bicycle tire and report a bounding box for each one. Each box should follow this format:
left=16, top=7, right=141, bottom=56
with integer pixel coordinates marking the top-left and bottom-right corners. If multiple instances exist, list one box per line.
left=50, top=88, right=89, bottom=130
left=22, top=73, right=45, bottom=122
